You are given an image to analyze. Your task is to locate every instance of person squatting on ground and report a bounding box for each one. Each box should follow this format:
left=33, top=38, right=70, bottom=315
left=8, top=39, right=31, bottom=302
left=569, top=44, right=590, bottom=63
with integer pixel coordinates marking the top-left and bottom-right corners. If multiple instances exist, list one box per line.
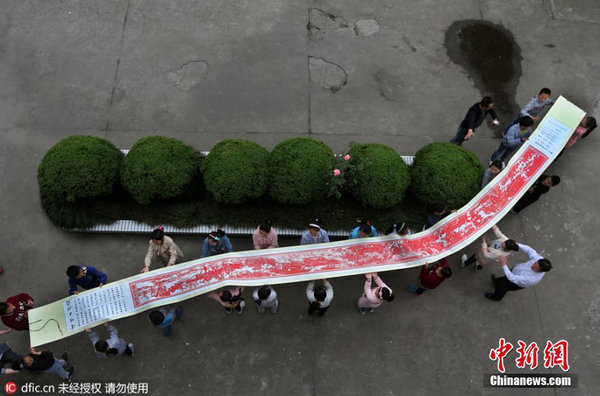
left=450, top=96, right=500, bottom=145
left=207, top=287, right=246, bottom=314
left=300, top=218, right=330, bottom=245
left=409, top=259, right=452, bottom=295
left=511, top=174, right=560, bottom=213
left=0, top=293, right=34, bottom=334
left=461, top=225, right=519, bottom=273
left=481, top=160, right=503, bottom=189
left=349, top=222, right=378, bottom=239
left=485, top=243, right=552, bottom=301
left=201, top=229, right=233, bottom=258
left=306, top=279, right=333, bottom=317
left=253, top=221, right=278, bottom=250
left=66, top=265, right=107, bottom=295
left=86, top=323, right=134, bottom=358
left=489, top=116, right=534, bottom=165
left=357, top=273, right=394, bottom=314
left=504, top=88, right=555, bottom=131
left=141, top=226, right=184, bottom=273
left=16, top=347, right=74, bottom=380
left=148, top=305, right=184, bottom=336
left=384, top=222, right=412, bottom=236
left=253, top=285, right=278, bottom=313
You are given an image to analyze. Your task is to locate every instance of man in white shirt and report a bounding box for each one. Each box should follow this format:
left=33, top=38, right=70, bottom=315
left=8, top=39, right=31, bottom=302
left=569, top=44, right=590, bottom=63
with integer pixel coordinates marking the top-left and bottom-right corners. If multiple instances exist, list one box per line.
left=485, top=243, right=552, bottom=301
left=306, top=280, right=334, bottom=317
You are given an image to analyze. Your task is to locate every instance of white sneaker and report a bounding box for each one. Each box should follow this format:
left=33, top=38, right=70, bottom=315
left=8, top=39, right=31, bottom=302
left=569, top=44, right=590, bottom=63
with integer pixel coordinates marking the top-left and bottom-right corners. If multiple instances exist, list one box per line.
left=461, top=254, right=468, bottom=268
left=237, top=300, right=245, bottom=314
left=127, top=343, right=135, bottom=357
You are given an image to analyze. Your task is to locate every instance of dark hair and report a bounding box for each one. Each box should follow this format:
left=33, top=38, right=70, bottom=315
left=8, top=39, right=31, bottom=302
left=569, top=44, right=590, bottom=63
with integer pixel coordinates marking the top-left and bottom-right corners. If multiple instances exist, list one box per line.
left=149, top=310, right=165, bottom=326
left=66, top=265, right=80, bottom=278
left=480, top=96, right=493, bottom=107
left=440, top=267, right=452, bottom=278
left=359, top=224, right=372, bottom=235
left=504, top=239, right=519, bottom=252
left=385, top=222, right=408, bottom=236
left=314, top=286, right=327, bottom=302
left=539, top=88, right=551, bottom=96
left=220, top=290, right=232, bottom=302
left=151, top=226, right=164, bottom=241
left=259, top=221, right=272, bottom=233
left=581, top=117, right=597, bottom=139
left=518, top=116, right=535, bottom=127
left=95, top=340, right=109, bottom=353
left=538, top=258, right=552, bottom=272
left=308, top=218, right=321, bottom=231
left=381, top=287, right=394, bottom=302
left=257, top=286, right=271, bottom=300
left=208, top=229, right=226, bottom=241
left=428, top=201, right=446, bottom=214
left=0, top=302, right=8, bottom=315
left=106, top=348, right=119, bottom=357
left=550, top=176, right=561, bottom=186
left=490, top=160, right=503, bottom=170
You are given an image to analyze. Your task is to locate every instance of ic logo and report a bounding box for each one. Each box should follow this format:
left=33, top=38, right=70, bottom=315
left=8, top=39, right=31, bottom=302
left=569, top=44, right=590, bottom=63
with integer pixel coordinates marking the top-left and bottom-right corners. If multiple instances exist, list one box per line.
left=4, top=382, right=17, bottom=394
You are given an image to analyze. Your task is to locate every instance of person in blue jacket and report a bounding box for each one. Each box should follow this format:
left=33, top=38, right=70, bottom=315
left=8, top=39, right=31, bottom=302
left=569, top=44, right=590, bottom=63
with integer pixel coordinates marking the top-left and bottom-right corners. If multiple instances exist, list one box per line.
left=300, top=218, right=330, bottom=245
left=349, top=223, right=377, bottom=239
left=201, top=230, right=233, bottom=258
left=489, top=116, right=535, bottom=165
left=66, top=265, right=107, bottom=295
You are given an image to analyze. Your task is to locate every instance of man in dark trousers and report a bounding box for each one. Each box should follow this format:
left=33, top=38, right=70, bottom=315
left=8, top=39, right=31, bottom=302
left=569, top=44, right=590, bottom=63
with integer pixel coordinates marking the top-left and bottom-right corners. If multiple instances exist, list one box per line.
left=1, top=343, right=22, bottom=375
left=66, top=265, right=108, bottom=295
left=450, top=96, right=500, bottom=145
left=512, top=174, right=560, bottom=213
left=486, top=243, right=552, bottom=301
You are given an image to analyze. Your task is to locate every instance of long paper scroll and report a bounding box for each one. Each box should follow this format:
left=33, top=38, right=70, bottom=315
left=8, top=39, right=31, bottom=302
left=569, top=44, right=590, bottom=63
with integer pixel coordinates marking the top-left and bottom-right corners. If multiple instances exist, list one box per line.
left=28, top=97, right=585, bottom=346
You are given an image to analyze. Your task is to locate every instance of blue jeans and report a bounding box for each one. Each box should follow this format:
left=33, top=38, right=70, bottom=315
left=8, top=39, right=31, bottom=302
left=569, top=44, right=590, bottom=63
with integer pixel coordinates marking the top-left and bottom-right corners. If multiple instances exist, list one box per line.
left=490, top=142, right=518, bottom=162
left=43, top=359, right=69, bottom=379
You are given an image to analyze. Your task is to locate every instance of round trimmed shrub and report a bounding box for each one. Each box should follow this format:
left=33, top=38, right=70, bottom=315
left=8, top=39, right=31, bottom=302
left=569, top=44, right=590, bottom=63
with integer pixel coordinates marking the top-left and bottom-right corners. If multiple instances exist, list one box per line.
left=37, top=135, right=123, bottom=202
left=121, top=136, right=198, bottom=204
left=201, top=139, right=270, bottom=204
left=346, top=143, right=410, bottom=209
left=268, top=138, right=334, bottom=205
left=410, top=142, right=484, bottom=208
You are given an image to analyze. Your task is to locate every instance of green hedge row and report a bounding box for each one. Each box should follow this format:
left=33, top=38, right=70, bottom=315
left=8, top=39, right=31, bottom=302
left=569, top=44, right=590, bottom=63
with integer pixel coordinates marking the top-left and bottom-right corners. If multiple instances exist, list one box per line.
left=38, top=136, right=484, bottom=215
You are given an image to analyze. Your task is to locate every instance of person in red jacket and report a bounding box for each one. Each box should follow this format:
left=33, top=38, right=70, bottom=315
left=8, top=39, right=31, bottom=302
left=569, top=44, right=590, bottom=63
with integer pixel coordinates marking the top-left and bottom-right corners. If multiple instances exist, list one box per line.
left=409, top=259, right=452, bottom=295
left=0, top=293, right=34, bottom=334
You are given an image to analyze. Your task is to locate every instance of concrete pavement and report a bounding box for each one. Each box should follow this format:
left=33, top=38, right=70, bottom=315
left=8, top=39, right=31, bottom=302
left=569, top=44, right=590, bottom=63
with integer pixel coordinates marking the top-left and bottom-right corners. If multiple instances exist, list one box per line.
left=1, top=0, right=600, bottom=394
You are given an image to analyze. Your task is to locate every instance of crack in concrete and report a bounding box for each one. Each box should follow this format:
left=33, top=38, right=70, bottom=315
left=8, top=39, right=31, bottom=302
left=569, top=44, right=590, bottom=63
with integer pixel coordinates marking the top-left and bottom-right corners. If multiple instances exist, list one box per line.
left=542, top=0, right=556, bottom=20
left=308, top=56, right=348, bottom=93
left=307, top=8, right=348, bottom=40
left=104, top=0, right=131, bottom=135
left=166, top=60, right=210, bottom=91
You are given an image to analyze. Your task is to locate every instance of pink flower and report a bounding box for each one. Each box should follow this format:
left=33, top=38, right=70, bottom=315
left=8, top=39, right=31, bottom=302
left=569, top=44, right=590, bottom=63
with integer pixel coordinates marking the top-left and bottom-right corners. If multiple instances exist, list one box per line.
left=333, top=169, right=341, bottom=177
left=344, top=154, right=350, bottom=161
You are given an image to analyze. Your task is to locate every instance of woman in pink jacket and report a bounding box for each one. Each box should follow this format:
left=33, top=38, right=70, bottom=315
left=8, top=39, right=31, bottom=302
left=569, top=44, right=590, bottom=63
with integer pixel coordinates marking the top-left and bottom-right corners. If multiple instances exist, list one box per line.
left=207, top=287, right=245, bottom=314
left=357, top=273, right=394, bottom=314
left=252, top=221, right=278, bottom=250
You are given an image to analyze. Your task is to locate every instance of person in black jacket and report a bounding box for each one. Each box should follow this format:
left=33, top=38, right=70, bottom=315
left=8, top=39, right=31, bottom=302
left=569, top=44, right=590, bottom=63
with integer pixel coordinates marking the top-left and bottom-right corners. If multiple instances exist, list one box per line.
left=511, top=175, right=560, bottom=213
left=450, top=97, right=500, bottom=145
left=15, top=347, right=75, bottom=379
